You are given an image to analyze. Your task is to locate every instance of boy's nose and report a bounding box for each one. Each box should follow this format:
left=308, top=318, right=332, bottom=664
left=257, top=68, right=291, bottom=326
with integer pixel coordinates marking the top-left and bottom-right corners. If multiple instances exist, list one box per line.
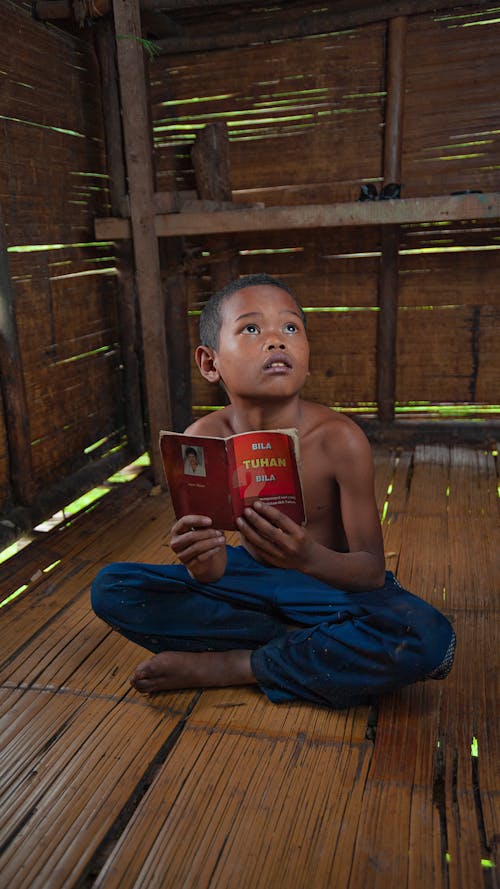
left=266, top=341, right=286, bottom=350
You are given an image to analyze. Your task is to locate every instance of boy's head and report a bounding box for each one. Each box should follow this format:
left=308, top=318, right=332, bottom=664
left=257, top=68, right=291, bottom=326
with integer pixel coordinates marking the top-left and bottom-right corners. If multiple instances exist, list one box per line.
left=199, top=273, right=306, bottom=350
left=184, top=446, right=199, bottom=471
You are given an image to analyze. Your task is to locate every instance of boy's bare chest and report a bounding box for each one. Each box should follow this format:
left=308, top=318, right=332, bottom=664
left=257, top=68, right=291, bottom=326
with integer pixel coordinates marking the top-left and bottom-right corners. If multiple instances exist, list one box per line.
left=299, top=450, right=346, bottom=550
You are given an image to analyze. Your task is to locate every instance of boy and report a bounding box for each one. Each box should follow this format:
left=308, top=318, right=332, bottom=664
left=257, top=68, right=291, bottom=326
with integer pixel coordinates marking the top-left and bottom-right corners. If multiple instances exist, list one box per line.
left=92, top=274, right=455, bottom=708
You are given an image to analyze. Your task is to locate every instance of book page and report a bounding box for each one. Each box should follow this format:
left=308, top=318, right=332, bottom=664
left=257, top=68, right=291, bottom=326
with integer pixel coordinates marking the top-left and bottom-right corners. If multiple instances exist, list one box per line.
left=160, top=432, right=235, bottom=529
left=227, top=430, right=306, bottom=525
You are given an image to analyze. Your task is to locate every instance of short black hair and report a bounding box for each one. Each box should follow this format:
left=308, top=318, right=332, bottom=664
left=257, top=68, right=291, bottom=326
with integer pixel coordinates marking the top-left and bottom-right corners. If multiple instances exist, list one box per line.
left=199, top=273, right=306, bottom=350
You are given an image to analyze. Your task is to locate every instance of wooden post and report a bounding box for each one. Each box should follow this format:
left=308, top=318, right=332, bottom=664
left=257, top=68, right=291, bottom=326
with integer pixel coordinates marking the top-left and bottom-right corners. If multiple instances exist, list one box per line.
left=165, top=273, right=192, bottom=431
left=157, top=227, right=193, bottom=432
left=94, top=17, right=145, bottom=457
left=191, top=122, right=239, bottom=292
left=376, top=16, right=407, bottom=423
left=112, top=0, right=172, bottom=484
left=0, top=206, right=35, bottom=506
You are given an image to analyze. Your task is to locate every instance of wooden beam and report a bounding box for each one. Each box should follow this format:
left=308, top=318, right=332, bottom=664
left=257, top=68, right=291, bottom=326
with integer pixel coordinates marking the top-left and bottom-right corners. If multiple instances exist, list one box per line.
left=147, top=0, right=274, bottom=8
left=33, top=0, right=262, bottom=18
left=95, top=17, right=146, bottom=458
left=33, top=0, right=72, bottom=19
left=357, top=418, right=500, bottom=447
left=95, top=192, right=500, bottom=240
left=152, top=0, right=492, bottom=12
left=154, top=1, right=496, bottom=54
left=153, top=192, right=259, bottom=213
left=377, top=16, right=407, bottom=423
left=0, top=206, right=35, bottom=507
left=112, top=0, right=172, bottom=484
left=32, top=1, right=495, bottom=44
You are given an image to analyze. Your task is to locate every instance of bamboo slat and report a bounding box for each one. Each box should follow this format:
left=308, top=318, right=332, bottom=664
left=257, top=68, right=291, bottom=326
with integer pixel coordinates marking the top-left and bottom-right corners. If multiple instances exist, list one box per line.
left=383, top=449, right=413, bottom=518
left=0, top=477, right=174, bottom=659
left=0, top=690, right=195, bottom=889
left=375, top=448, right=413, bottom=576
left=446, top=516, right=499, bottom=613
left=447, top=447, right=498, bottom=518
left=0, top=522, right=175, bottom=671
left=405, top=445, right=450, bottom=516
left=91, top=724, right=373, bottom=889
left=432, top=610, right=498, bottom=889
left=0, top=472, right=151, bottom=598
left=348, top=683, right=445, bottom=889
left=187, top=683, right=369, bottom=745
left=372, top=447, right=400, bottom=512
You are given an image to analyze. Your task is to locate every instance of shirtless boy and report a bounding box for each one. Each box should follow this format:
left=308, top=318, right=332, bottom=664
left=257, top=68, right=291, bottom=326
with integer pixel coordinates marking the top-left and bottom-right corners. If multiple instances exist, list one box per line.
left=91, top=274, right=455, bottom=708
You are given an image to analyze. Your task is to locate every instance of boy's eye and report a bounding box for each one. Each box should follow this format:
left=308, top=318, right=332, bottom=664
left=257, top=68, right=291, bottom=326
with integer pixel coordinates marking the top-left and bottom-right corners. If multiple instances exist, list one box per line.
left=284, top=322, right=298, bottom=333
left=243, top=323, right=259, bottom=334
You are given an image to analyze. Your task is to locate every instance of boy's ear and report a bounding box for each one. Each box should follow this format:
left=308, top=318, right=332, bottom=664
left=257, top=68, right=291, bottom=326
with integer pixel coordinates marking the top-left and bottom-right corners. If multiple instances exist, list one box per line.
left=195, top=345, right=221, bottom=383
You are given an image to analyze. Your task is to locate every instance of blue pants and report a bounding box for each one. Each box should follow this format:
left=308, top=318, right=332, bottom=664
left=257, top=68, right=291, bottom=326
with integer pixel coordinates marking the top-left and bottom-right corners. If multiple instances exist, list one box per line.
left=91, top=546, right=456, bottom=708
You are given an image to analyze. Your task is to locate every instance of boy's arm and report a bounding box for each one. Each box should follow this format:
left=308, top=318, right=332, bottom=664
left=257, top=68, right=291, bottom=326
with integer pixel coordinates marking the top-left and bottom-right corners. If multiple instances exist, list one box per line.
left=236, top=424, right=386, bottom=592
left=169, top=415, right=230, bottom=583
left=314, top=426, right=385, bottom=589
left=170, top=515, right=227, bottom=583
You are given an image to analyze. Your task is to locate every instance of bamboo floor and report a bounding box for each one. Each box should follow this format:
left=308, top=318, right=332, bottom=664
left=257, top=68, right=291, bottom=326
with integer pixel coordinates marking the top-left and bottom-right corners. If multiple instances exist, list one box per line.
left=0, top=444, right=498, bottom=889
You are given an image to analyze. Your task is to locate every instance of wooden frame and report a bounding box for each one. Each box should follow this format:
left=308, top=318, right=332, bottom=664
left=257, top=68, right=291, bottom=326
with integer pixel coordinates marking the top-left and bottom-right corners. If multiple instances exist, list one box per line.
left=95, top=193, right=500, bottom=240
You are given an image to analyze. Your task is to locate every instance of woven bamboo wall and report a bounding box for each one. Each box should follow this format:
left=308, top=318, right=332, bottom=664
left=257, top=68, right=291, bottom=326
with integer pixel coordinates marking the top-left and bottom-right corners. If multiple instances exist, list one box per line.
left=0, top=1, right=124, bottom=515
left=150, top=5, right=500, bottom=420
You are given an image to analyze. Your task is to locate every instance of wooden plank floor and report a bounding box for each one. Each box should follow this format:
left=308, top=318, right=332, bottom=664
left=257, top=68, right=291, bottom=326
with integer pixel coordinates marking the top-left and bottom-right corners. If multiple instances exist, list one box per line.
left=0, top=445, right=498, bottom=889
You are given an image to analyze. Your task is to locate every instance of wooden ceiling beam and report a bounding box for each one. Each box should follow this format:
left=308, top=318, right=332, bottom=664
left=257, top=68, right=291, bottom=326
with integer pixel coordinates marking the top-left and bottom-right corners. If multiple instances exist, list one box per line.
left=154, top=1, right=496, bottom=54
left=95, top=192, right=500, bottom=240
left=32, top=0, right=266, bottom=20
left=145, top=0, right=267, bottom=8
left=32, top=0, right=495, bottom=38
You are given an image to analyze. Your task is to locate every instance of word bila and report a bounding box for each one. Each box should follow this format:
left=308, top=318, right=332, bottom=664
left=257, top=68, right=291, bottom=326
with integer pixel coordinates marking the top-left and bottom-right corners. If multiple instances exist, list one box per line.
left=241, top=440, right=287, bottom=483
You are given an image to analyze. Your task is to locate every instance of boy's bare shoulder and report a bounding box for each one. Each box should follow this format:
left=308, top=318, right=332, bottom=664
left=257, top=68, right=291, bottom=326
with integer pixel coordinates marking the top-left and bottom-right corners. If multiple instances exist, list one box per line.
left=301, top=400, right=372, bottom=461
left=184, top=407, right=234, bottom=438
left=301, top=400, right=362, bottom=436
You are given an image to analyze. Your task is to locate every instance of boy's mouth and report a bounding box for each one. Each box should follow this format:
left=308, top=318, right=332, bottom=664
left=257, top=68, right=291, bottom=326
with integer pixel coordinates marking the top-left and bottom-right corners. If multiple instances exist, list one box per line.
left=262, top=354, right=293, bottom=372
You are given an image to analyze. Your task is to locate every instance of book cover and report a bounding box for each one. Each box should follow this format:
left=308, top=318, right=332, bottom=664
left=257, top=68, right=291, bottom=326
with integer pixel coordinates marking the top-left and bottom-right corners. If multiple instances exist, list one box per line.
left=159, top=428, right=306, bottom=531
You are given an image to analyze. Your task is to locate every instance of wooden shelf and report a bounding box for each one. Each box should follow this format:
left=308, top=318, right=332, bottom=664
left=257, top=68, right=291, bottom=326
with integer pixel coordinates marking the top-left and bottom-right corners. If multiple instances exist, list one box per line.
left=95, top=192, right=500, bottom=240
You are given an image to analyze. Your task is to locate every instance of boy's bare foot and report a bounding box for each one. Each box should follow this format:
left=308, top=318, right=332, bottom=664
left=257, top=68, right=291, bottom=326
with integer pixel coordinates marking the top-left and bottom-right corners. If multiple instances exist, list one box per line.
left=130, top=649, right=256, bottom=694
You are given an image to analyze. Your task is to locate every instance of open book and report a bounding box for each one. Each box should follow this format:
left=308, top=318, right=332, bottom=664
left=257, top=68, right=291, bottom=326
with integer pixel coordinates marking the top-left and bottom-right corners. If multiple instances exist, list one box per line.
left=160, top=428, right=306, bottom=530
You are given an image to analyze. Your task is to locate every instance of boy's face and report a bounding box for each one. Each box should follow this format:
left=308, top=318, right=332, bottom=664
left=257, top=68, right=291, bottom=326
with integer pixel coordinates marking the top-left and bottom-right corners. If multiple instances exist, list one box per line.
left=202, top=285, right=310, bottom=401
left=187, top=452, right=198, bottom=470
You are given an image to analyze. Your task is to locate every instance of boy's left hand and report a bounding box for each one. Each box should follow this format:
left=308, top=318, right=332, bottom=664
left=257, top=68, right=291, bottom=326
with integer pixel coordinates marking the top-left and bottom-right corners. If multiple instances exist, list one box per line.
left=236, top=500, right=315, bottom=571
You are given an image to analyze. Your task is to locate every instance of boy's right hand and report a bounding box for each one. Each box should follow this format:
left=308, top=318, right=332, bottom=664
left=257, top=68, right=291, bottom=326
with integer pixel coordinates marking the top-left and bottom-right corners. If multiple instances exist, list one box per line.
left=170, top=515, right=226, bottom=581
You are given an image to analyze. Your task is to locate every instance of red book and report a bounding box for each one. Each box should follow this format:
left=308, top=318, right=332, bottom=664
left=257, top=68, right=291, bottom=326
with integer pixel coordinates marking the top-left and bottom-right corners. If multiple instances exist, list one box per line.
left=159, top=428, right=306, bottom=531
